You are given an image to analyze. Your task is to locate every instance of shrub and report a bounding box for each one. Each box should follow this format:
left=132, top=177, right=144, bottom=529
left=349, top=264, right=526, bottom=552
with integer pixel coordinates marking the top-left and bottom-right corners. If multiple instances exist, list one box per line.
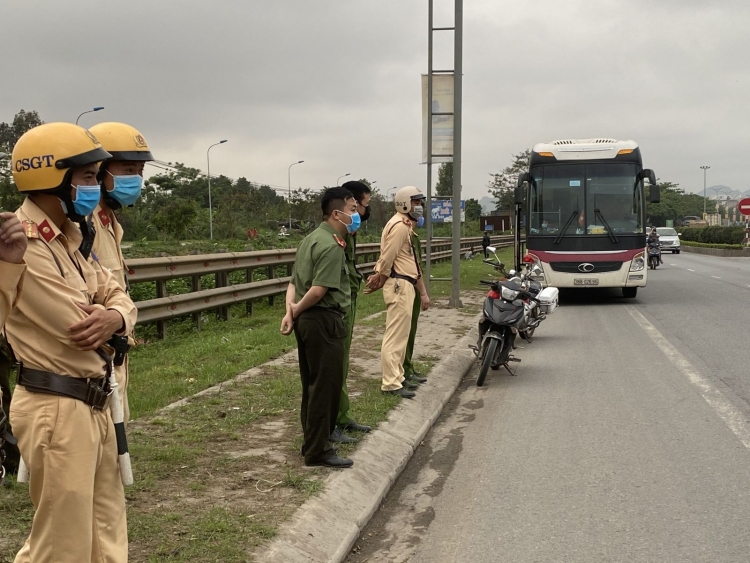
left=677, top=226, right=745, bottom=245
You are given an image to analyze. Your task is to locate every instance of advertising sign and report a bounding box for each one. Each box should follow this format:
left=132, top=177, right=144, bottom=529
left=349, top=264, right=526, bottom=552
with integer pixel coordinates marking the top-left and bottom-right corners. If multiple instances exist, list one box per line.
left=421, top=74, right=454, bottom=164
left=431, top=200, right=465, bottom=223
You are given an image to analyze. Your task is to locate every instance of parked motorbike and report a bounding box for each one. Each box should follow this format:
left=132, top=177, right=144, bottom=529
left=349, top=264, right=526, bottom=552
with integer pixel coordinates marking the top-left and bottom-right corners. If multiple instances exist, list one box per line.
left=647, top=241, right=661, bottom=269
left=471, top=247, right=559, bottom=386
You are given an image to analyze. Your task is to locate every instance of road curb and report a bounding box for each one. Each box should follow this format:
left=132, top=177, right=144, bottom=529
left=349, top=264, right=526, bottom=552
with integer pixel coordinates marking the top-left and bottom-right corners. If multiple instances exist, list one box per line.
left=255, top=315, right=480, bottom=563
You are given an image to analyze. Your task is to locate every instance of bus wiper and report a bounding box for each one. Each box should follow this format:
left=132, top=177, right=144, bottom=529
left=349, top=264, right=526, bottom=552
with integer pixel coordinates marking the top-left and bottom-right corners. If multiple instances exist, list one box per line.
left=554, top=210, right=579, bottom=244
left=594, top=208, right=618, bottom=243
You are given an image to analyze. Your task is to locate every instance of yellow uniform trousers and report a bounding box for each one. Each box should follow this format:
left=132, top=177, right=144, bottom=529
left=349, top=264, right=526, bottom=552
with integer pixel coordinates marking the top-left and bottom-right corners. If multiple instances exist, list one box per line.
left=380, top=277, right=415, bottom=391
left=10, top=387, right=127, bottom=563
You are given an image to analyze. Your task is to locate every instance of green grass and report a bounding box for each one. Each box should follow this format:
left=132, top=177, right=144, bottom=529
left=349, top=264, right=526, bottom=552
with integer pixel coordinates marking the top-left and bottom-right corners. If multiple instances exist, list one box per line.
left=2, top=252, right=499, bottom=562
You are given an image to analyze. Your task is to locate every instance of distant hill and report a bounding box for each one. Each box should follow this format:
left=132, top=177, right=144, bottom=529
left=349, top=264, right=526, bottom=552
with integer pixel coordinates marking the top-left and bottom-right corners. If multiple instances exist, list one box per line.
left=479, top=196, right=497, bottom=213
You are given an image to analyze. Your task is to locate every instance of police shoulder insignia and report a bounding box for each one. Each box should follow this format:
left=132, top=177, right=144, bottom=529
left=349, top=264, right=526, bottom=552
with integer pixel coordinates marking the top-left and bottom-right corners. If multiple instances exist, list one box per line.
left=38, top=220, right=55, bottom=243
left=23, top=219, right=39, bottom=240
left=98, top=209, right=110, bottom=226
left=333, top=234, right=346, bottom=248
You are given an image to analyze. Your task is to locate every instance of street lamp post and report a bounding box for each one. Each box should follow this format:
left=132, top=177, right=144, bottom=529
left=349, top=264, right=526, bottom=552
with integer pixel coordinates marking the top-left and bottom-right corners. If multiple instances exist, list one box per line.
left=207, top=140, right=228, bottom=240
left=75, top=106, right=105, bottom=125
left=700, top=165, right=710, bottom=218
left=288, top=160, right=305, bottom=229
left=336, top=173, right=350, bottom=186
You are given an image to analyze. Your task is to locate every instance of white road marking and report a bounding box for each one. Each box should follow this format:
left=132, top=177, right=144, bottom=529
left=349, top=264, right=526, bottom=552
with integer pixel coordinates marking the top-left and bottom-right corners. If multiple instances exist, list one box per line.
left=626, top=307, right=750, bottom=450
left=712, top=275, right=722, bottom=279
left=687, top=269, right=695, bottom=272
left=670, top=264, right=677, bottom=266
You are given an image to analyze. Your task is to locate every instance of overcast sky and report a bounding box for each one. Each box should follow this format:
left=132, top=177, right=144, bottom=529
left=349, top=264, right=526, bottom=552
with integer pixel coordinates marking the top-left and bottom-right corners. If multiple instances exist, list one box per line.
left=3, top=0, right=749, bottom=200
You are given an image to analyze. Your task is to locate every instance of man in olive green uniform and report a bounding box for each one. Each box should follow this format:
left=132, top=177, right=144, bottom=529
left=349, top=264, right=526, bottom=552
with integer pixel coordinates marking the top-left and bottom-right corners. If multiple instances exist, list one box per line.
left=331, top=181, right=373, bottom=444
left=280, top=187, right=359, bottom=468
left=402, top=222, right=430, bottom=384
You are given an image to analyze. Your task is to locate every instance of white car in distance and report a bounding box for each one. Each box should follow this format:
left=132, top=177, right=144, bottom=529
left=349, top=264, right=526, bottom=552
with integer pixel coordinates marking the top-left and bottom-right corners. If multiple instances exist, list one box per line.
left=656, top=227, right=681, bottom=254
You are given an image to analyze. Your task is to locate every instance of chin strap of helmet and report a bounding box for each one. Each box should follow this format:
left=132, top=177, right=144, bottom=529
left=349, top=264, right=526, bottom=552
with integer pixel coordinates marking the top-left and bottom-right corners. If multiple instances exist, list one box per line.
left=45, top=173, right=97, bottom=259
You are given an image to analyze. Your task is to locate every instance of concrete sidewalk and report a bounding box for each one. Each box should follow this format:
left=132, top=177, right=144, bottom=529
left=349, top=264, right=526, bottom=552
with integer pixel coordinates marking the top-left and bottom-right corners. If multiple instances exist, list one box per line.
left=255, top=298, right=482, bottom=563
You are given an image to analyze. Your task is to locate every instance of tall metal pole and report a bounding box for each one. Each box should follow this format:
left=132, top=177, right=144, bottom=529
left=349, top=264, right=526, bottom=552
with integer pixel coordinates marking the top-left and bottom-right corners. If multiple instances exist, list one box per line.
left=207, top=139, right=228, bottom=240
left=449, top=0, right=463, bottom=308
left=288, top=160, right=304, bottom=229
left=700, top=165, right=710, bottom=218
left=425, top=0, right=434, bottom=295
left=337, top=173, right=350, bottom=186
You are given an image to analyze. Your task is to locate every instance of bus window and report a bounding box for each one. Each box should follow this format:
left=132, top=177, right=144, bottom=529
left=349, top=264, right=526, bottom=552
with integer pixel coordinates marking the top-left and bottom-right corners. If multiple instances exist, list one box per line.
left=585, top=163, right=642, bottom=235
left=529, top=164, right=584, bottom=235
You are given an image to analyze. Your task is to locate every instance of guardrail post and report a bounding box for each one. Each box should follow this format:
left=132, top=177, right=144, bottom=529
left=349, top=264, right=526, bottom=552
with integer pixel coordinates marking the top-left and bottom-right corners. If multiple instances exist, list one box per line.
left=155, top=280, right=167, bottom=339
left=267, top=265, right=275, bottom=306
left=191, top=275, right=202, bottom=330
left=246, top=268, right=254, bottom=316
left=216, top=271, right=229, bottom=321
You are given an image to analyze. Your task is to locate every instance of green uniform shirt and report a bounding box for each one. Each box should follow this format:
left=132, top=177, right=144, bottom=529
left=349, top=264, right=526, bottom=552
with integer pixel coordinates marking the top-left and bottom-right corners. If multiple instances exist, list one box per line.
left=411, top=230, right=422, bottom=265
left=344, top=232, right=363, bottom=294
left=292, top=222, right=351, bottom=312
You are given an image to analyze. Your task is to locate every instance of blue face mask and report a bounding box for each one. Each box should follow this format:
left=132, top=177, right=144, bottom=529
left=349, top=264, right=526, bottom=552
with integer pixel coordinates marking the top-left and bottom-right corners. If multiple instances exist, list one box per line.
left=338, top=211, right=361, bottom=234
left=417, top=216, right=425, bottom=228
left=108, top=173, right=143, bottom=206
left=71, top=185, right=101, bottom=217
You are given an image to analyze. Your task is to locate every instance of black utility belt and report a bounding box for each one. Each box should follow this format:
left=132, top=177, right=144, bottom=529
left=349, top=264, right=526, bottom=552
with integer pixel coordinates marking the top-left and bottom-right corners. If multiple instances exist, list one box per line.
left=17, top=366, right=112, bottom=410
left=390, top=272, right=417, bottom=286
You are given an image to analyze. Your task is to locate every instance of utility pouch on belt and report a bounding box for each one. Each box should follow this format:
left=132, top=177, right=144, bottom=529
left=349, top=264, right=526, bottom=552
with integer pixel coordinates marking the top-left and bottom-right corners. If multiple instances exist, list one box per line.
left=107, top=334, right=130, bottom=367
left=17, top=365, right=112, bottom=410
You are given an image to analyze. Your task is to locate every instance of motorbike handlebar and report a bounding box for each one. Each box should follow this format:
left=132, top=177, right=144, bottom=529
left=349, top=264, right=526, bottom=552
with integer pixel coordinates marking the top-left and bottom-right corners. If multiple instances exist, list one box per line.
left=479, top=280, right=495, bottom=286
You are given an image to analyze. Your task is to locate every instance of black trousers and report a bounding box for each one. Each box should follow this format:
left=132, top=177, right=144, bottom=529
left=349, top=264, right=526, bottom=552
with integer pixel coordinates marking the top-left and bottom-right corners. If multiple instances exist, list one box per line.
left=294, top=308, right=347, bottom=464
left=0, top=339, right=19, bottom=472
left=483, top=246, right=489, bottom=258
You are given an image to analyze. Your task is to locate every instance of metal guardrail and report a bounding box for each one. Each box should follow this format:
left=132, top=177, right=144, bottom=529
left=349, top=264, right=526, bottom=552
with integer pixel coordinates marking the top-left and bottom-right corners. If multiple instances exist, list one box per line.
left=127, top=235, right=513, bottom=336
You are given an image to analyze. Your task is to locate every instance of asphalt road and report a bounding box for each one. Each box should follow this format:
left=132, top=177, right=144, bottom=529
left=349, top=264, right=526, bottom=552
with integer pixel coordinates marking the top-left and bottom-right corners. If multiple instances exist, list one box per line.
left=347, top=251, right=750, bottom=563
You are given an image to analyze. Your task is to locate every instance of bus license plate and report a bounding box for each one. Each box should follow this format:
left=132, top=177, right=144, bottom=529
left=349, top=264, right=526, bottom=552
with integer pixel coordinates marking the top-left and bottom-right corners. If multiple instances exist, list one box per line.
left=574, top=278, right=599, bottom=286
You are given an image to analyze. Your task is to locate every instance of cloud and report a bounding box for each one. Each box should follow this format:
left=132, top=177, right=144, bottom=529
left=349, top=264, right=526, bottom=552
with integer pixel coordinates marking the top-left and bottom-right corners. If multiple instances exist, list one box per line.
left=2, top=0, right=748, bottom=199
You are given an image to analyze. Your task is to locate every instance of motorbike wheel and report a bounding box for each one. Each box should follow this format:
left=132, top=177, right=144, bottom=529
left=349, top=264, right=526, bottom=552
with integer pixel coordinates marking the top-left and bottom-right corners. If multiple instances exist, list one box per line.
left=523, top=309, right=537, bottom=340
left=477, top=338, right=499, bottom=387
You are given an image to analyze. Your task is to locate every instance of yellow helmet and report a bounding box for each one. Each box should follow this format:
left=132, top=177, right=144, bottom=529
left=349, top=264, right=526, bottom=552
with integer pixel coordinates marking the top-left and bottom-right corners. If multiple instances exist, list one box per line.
left=11, top=122, right=111, bottom=193
left=88, top=122, right=154, bottom=163
left=394, top=185, right=425, bottom=214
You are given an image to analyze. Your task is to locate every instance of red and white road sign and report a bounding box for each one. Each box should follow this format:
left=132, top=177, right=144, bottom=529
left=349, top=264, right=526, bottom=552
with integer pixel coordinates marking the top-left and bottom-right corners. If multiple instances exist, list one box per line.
left=739, top=197, right=750, bottom=216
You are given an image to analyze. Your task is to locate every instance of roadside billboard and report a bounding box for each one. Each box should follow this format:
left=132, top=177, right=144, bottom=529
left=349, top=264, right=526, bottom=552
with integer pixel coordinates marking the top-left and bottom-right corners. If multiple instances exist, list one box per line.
left=431, top=200, right=465, bottom=223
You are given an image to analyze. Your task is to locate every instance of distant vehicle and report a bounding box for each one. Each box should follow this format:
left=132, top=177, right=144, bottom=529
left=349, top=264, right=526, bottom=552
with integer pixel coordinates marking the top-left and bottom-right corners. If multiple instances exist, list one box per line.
left=683, top=216, right=708, bottom=228
left=514, top=138, right=660, bottom=298
left=655, top=227, right=680, bottom=253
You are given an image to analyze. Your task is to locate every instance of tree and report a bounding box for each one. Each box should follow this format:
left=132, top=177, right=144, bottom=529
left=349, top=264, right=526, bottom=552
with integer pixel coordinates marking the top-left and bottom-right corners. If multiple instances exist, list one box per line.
left=0, top=110, right=44, bottom=211
left=435, top=162, right=453, bottom=197
left=489, top=149, right=530, bottom=211
left=464, top=198, right=482, bottom=222
left=646, top=181, right=717, bottom=226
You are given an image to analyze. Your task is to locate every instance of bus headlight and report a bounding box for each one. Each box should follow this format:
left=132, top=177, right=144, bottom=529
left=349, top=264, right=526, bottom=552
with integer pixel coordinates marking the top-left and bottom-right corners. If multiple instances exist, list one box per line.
left=629, top=251, right=645, bottom=271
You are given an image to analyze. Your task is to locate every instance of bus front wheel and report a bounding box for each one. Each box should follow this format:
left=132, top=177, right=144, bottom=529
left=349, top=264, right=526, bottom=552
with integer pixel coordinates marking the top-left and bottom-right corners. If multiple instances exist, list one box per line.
left=622, top=287, right=638, bottom=298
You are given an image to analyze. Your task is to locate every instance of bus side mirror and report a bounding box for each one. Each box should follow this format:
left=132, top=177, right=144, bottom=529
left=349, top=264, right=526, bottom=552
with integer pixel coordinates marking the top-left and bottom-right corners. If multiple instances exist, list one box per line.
left=643, top=169, right=660, bottom=203
left=514, top=186, right=524, bottom=205
left=517, top=172, right=529, bottom=188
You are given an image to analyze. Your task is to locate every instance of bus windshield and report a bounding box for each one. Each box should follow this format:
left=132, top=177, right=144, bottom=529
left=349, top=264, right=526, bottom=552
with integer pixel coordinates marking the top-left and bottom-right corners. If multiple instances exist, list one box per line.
left=529, top=163, right=643, bottom=237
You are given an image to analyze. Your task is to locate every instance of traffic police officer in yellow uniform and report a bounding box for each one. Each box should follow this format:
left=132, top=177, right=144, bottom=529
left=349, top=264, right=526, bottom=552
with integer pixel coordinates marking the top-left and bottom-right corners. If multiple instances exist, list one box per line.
left=7, top=123, right=137, bottom=562
left=280, top=187, right=358, bottom=468
left=0, top=212, right=26, bottom=481
left=88, top=122, right=154, bottom=424
left=366, top=186, right=426, bottom=398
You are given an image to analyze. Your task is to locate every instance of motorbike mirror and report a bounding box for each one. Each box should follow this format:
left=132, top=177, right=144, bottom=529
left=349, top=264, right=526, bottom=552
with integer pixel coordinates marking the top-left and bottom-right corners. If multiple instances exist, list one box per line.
left=487, top=246, right=496, bottom=253
left=532, top=264, right=543, bottom=275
